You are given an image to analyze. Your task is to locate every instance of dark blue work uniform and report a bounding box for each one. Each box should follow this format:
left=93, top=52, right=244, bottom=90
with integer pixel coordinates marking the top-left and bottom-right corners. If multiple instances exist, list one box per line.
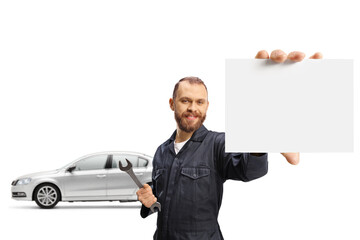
left=141, top=125, right=268, bottom=240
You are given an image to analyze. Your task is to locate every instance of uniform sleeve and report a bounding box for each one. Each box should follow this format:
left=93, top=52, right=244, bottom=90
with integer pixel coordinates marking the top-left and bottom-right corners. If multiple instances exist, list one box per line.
left=140, top=182, right=156, bottom=218
left=214, top=132, right=268, bottom=182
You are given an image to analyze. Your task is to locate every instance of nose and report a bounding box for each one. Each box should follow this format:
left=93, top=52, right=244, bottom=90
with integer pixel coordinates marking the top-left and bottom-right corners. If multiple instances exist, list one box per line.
left=187, top=102, right=197, bottom=112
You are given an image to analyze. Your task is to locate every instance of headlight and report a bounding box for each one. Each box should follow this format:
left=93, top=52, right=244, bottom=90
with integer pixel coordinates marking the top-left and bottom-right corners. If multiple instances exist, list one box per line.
left=16, top=178, right=32, bottom=185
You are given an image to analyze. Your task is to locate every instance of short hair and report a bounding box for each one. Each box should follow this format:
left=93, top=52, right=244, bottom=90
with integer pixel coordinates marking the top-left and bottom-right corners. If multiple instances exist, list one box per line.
left=172, top=76, right=208, bottom=100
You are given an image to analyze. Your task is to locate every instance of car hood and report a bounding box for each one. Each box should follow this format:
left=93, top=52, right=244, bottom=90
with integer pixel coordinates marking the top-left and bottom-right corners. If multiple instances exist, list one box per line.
left=17, top=169, right=60, bottom=179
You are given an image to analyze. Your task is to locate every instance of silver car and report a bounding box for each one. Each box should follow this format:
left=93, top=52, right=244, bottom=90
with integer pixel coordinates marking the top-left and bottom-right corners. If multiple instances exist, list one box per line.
left=11, top=151, right=153, bottom=209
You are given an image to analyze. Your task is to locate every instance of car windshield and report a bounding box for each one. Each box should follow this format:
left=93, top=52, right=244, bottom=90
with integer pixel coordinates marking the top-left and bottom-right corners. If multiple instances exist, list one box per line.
left=59, top=159, right=79, bottom=170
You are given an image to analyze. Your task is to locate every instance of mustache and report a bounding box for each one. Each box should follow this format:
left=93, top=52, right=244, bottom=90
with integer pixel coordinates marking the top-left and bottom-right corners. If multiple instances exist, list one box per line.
left=183, top=112, right=201, bottom=117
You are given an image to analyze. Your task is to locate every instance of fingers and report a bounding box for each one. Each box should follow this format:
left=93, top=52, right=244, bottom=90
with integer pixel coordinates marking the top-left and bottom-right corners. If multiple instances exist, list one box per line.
left=258, top=50, right=314, bottom=63
left=309, top=52, right=323, bottom=59
left=270, top=49, right=287, bottom=63
left=136, top=184, right=156, bottom=208
left=136, top=186, right=153, bottom=199
left=288, top=51, right=305, bottom=62
left=255, top=50, right=269, bottom=59
left=141, top=195, right=157, bottom=208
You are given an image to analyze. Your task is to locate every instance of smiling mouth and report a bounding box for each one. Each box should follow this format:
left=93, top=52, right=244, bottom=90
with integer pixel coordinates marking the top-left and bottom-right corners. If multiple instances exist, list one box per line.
left=186, top=115, right=198, bottom=120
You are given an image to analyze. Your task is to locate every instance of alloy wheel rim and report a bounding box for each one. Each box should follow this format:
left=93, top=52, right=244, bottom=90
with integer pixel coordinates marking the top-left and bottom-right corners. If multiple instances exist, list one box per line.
left=37, top=186, right=57, bottom=206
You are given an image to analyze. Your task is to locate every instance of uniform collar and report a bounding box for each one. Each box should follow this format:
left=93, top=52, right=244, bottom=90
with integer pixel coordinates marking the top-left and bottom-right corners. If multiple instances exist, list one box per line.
left=169, top=124, right=209, bottom=143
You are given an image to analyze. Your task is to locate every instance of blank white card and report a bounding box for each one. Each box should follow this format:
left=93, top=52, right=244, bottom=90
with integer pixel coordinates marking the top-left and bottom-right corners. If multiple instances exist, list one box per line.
left=225, top=59, right=353, bottom=153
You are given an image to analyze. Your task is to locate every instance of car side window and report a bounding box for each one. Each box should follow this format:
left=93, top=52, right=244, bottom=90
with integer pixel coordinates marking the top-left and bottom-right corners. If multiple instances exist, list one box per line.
left=112, top=155, right=139, bottom=168
left=138, top=157, right=148, bottom=167
left=75, top=155, right=108, bottom=171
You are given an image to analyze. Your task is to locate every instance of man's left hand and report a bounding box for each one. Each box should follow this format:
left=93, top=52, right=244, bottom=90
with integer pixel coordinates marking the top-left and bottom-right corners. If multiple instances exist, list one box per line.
left=255, top=49, right=323, bottom=165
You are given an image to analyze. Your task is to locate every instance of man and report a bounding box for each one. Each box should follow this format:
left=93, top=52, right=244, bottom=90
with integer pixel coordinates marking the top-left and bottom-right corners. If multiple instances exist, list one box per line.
left=137, top=50, right=323, bottom=239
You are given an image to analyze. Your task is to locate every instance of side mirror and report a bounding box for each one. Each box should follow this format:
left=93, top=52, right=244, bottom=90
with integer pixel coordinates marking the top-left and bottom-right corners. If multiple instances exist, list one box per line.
left=66, top=165, right=76, bottom=173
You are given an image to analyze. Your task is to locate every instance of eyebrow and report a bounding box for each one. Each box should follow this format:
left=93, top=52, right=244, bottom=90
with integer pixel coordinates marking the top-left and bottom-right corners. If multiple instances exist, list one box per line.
left=179, top=97, right=206, bottom=101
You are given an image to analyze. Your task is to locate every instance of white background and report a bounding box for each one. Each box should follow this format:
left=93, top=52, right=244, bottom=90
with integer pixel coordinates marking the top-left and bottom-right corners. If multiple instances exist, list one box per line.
left=0, top=0, right=359, bottom=239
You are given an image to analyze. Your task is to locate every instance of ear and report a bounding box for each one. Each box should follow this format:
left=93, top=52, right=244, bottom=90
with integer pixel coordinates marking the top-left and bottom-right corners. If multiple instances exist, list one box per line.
left=169, top=98, right=175, bottom=111
left=206, top=100, right=209, bottom=111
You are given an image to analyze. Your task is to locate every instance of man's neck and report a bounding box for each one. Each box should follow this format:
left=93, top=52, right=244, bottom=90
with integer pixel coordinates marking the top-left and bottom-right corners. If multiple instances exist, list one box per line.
left=175, top=127, right=194, bottom=143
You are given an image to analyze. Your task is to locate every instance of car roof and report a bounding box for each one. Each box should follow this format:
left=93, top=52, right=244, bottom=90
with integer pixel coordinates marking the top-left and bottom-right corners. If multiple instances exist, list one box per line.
left=63, top=151, right=153, bottom=169
left=81, top=151, right=152, bottom=158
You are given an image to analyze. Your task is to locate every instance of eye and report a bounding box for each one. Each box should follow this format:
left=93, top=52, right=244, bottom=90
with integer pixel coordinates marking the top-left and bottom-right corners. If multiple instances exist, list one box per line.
left=198, top=101, right=204, bottom=105
left=182, top=99, right=188, bottom=103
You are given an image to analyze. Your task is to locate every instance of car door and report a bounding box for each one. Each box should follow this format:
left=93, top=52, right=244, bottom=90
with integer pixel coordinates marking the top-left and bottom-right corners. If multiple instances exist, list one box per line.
left=106, top=154, right=147, bottom=198
left=63, top=154, right=109, bottom=200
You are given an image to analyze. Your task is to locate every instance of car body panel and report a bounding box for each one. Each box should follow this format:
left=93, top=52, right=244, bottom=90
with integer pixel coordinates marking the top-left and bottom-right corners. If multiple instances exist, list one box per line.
left=106, top=167, right=149, bottom=198
left=62, top=169, right=107, bottom=199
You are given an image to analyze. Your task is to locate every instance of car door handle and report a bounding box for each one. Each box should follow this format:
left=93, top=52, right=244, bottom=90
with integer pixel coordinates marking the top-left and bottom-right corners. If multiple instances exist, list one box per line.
left=96, top=174, right=106, bottom=178
left=135, top=173, right=143, bottom=176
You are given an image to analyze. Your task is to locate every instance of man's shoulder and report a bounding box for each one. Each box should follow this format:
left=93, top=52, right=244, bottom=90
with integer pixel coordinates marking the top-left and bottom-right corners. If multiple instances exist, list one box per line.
left=154, top=137, right=173, bottom=155
left=207, top=129, right=225, bottom=142
left=158, top=138, right=172, bottom=148
left=208, top=129, right=224, bottom=135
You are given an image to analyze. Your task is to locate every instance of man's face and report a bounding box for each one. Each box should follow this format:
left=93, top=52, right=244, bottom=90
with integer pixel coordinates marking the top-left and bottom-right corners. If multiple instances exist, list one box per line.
left=170, top=81, right=209, bottom=133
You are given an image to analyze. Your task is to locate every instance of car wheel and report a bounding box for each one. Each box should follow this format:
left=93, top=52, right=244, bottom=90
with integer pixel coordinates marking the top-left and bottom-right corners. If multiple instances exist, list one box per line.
left=34, top=184, right=60, bottom=209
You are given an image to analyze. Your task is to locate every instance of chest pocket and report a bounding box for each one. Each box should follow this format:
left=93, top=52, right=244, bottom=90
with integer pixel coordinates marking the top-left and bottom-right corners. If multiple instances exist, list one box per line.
left=180, top=167, right=210, bottom=202
left=153, top=168, right=165, bottom=198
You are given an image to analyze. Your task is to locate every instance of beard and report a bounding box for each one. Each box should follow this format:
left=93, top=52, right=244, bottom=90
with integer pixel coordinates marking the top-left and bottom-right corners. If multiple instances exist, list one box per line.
left=174, top=107, right=207, bottom=133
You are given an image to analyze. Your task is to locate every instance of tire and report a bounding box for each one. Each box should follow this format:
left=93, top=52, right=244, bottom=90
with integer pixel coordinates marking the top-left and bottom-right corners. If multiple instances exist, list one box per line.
left=34, top=184, right=60, bottom=209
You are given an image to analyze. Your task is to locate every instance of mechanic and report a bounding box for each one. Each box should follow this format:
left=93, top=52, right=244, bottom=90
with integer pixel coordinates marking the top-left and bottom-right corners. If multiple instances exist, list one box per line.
left=137, top=50, right=323, bottom=240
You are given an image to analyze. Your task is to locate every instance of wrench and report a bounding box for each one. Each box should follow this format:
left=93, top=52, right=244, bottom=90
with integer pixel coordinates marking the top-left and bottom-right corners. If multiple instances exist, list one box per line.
left=119, top=159, right=161, bottom=213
